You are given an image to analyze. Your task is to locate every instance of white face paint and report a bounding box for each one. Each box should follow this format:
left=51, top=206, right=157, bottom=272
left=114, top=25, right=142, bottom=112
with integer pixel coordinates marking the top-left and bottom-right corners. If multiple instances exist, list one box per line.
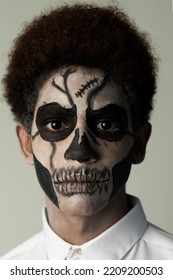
left=31, top=66, right=134, bottom=216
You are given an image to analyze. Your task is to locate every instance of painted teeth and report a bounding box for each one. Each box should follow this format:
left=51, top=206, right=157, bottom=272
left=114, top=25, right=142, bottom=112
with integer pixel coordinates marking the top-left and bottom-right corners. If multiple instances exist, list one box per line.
left=55, top=168, right=110, bottom=184
left=104, top=182, right=108, bottom=192
left=55, top=182, right=109, bottom=196
left=99, top=169, right=109, bottom=182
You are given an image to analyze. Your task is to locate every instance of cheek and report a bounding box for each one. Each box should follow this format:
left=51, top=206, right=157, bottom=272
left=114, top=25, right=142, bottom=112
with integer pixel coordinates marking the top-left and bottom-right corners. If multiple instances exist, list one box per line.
left=31, top=134, right=75, bottom=171
left=100, top=135, right=134, bottom=168
left=32, top=139, right=48, bottom=165
left=98, top=136, right=134, bottom=199
left=31, top=137, right=58, bottom=170
left=33, top=155, right=58, bottom=206
left=110, top=146, right=133, bottom=198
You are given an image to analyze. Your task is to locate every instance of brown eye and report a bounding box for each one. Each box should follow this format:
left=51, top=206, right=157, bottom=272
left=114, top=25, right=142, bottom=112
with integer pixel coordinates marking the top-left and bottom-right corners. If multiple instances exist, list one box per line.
left=46, top=121, right=70, bottom=132
left=96, top=120, right=120, bottom=133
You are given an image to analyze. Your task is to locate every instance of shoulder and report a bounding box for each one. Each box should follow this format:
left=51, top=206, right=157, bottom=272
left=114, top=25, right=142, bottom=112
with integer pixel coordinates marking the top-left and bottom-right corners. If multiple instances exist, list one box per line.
left=143, top=223, right=173, bottom=248
left=140, top=223, right=173, bottom=259
left=0, top=232, right=46, bottom=260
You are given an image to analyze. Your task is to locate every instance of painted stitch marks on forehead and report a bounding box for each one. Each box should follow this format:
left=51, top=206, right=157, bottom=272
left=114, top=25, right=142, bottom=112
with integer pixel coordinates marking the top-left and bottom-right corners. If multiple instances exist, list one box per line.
left=52, top=67, right=106, bottom=104
left=75, top=77, right=99, bottom=98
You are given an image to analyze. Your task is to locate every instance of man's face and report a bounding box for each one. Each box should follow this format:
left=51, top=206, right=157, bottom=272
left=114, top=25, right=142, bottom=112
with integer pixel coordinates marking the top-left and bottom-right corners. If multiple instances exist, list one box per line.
left=31, top=66, right=134, bottom=216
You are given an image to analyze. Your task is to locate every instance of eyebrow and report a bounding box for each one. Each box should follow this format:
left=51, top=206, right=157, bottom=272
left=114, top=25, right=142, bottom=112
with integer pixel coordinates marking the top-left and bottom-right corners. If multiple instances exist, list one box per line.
left=86, top=103, right=128, bottom=121
left=36, top=102, right=76, bottom=123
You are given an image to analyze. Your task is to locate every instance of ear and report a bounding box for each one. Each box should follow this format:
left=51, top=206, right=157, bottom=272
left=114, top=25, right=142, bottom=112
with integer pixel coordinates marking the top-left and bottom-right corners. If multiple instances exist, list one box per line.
left=132, top=122, right=152, bottom=164
left=16, top=124, right=34, bottom=165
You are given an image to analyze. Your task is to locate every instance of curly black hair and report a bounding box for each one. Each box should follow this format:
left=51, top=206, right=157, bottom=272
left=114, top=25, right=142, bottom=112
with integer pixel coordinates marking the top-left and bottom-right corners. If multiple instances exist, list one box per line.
left=3, top=3, right=158, bottom=132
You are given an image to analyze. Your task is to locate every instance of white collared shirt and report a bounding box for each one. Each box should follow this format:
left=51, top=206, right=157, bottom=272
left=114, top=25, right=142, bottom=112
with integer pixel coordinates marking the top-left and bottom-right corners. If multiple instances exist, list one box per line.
left=1, top=195, right=173, bottom=260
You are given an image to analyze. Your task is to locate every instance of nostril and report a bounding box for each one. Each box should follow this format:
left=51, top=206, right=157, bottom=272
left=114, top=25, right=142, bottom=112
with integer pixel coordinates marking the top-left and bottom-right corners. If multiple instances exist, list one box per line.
left=64, top=129, right=98, bottom=163
left=75, top=157, right=94, bottom=164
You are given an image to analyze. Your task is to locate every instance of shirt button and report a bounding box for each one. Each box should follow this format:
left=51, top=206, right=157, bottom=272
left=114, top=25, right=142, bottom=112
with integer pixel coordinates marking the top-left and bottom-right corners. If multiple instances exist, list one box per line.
left=65, top=247, right=82, bottom=260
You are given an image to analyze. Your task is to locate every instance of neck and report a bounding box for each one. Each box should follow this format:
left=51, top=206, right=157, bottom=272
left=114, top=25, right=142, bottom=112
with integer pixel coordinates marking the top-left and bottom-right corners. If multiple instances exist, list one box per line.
left=45, top=188, right=129, bottom=245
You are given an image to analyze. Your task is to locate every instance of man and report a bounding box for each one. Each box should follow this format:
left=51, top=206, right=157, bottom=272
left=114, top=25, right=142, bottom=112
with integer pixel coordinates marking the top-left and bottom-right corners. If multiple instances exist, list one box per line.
left=1, top=3, right=173, bottom=259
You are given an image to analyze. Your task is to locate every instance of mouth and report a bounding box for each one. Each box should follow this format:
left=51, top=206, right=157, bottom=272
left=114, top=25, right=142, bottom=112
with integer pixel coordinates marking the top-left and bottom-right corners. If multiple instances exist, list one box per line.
left=53, top=180, right=109, bottom=196
left=53, top=167, right=110, bottom=197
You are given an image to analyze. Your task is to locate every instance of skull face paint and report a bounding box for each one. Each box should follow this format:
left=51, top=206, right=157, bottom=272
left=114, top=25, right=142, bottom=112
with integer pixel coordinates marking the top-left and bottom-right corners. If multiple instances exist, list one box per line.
left=31, top=66, right=134, bottom=216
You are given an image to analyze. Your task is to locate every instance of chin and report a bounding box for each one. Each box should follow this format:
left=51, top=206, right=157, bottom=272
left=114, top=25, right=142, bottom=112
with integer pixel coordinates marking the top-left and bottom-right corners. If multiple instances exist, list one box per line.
left=57, top=194, right=109, bottom=217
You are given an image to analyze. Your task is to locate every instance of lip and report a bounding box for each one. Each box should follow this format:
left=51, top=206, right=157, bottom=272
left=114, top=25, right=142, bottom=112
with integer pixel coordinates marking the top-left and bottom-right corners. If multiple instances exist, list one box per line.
left=54, top=180, right=109, bottom=196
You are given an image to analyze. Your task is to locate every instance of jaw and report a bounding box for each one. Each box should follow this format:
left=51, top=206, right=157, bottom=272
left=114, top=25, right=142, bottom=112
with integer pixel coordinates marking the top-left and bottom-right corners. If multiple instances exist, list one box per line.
left=54, top=147, right=133, bottom=216
left=34, top=146, right=133, bottom=216
left=54, top=181, right=113, bottom=216
left=45, top=186, right=129, bottom=246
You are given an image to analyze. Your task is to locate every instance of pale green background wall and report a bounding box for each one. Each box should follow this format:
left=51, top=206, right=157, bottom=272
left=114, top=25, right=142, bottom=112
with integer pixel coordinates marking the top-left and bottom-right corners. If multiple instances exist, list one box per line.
left=0, top=0, right=173, bottom=255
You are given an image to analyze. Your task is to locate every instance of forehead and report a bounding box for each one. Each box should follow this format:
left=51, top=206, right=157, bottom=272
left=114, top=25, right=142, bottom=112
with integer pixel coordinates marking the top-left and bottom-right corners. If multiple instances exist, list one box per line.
left=35, top=66, right=130, bottom=110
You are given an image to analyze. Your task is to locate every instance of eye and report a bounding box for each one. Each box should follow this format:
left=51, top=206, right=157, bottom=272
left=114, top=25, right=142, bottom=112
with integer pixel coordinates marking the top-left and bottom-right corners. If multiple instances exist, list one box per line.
left=96, top=120, right=120, bottom=133
left=46, top=120, right=70, bottom=132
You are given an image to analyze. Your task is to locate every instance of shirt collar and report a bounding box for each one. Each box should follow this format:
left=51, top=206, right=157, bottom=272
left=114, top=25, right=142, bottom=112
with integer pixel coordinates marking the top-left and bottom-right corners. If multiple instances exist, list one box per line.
left=43, top=195, right=148, bottom=260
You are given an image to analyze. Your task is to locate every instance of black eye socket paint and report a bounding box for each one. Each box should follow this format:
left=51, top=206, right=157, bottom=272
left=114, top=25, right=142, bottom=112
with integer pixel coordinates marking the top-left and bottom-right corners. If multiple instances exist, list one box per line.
left=86, top=104, right=129, bottom=142
left=36, top=102, right=77, bottom=142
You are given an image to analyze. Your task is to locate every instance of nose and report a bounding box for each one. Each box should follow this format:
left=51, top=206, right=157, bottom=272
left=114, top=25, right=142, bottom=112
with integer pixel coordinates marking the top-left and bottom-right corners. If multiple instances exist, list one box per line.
left=64, top=129, right=99, bottom=163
